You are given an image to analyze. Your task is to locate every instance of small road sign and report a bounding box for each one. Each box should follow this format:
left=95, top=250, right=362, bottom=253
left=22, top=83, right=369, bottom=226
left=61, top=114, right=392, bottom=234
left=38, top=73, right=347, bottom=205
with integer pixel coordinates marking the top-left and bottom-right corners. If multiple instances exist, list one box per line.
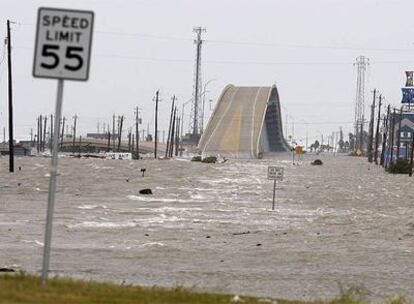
left=268, top=166, right=284, bottom=210
left=33, top=7, right=94, bottom=81
left=268, top=166, right=284, bottom=181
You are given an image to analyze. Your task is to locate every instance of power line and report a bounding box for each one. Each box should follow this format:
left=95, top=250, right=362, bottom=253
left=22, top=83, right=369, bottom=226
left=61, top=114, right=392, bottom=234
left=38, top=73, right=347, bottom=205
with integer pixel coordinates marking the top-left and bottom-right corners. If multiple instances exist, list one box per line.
left=96, top=30, right=193, bottom=42
left=11, top=45, right=414, bottom=66
left=206, top=39, right=414, bottom=53
left=14, top=22, right=414, bottom=52
left=294, top=121, right=354, bottom=125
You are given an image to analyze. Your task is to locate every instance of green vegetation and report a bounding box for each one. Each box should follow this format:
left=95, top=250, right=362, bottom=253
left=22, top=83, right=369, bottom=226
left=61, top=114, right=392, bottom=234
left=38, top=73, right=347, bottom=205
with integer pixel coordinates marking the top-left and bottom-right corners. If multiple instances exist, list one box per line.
left=191, top=156, right=202, bottom=162
left=387, top=158, right=412, bottom=174
left=0, top=274, right=408, bottom=304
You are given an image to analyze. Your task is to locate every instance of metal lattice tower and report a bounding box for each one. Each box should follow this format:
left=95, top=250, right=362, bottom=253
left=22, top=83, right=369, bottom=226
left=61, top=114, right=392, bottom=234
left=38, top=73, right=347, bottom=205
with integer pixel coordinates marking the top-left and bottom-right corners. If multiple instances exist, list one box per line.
left=189, top=26, right=206, bottom=141
left=354, top=56, right=369, bottom=150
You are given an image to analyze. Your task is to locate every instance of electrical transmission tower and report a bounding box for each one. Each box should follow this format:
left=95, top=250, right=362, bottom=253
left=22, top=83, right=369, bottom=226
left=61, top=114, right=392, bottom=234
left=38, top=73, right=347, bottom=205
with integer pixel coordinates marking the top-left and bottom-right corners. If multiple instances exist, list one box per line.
left=353, top=56, right=369, bottom=151
left=189, top=26, right=206, bottom=144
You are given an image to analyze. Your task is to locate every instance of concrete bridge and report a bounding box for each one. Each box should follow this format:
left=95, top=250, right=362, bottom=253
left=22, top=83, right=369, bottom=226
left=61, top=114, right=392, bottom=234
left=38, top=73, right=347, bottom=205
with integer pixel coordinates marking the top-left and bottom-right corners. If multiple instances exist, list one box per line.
left=198, top=84, right=290, bottom=158
left=59, top=138, right=167, bottom=155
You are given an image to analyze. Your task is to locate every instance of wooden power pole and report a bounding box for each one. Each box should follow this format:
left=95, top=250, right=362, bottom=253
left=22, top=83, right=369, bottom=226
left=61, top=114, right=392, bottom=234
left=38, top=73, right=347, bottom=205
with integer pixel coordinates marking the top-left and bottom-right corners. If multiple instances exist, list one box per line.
left=396, top=106, right=403, bottom=159
left=112, top=114, right=116, bottom=151
left=117, top=115, right=123, bottom=152
left=6, top=20, right=14, bottom=172
left=135, top=107, right=140, bottom=159
left=43, top=116, right=47, bottom=152
left=154, top=90, right=159, bottom=159
left=380, top=105, right=390, bottom=167
left=389, top=108, right=396, bottom=165
left=165, top=96, right=175, bottom=158
left=50, top=114, right=54, bottom=151
left=169, top=107, right=177, bottom=158
left=73, top=114, right=78, bottom=151
left=367, top=89, right=376, bottom=163
left=60, top=117, right=66, bottom=149
left=374, top=95, right=382, bottom=165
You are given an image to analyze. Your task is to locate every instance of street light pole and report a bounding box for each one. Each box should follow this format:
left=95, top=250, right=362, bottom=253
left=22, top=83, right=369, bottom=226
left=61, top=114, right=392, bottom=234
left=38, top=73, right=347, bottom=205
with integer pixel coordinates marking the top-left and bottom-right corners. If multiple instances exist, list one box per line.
left=181, top=97, right=193, bottom=156
left=305, top=123, right=308, bottom=151
left=201, top=79, right=216, bottom=134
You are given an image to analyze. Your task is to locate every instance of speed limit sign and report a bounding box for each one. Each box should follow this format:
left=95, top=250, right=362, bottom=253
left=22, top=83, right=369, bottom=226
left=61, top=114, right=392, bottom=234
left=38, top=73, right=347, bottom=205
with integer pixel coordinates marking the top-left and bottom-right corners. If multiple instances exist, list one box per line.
left=33, top=8, right=94, bottom=81
left=34, top=7, right=95, bottom=285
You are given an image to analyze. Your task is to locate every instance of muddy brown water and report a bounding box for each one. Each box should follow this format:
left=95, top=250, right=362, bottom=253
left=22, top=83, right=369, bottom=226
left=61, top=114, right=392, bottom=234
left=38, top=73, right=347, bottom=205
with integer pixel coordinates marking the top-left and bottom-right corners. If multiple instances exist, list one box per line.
left=1, top=154, right=413, bottom=300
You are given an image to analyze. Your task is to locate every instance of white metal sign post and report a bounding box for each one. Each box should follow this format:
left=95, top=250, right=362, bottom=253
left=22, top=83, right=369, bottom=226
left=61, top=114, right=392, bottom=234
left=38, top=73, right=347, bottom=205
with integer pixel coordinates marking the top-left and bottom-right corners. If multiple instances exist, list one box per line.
left=33, top=7, right=94, bottom=284
left=268, top=166, right=284, bottom=210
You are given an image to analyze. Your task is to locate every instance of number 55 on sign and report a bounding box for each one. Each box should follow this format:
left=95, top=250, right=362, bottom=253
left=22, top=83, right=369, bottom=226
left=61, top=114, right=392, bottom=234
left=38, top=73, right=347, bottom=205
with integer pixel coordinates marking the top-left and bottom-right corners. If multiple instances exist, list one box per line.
left=33, top=8, right=94, bottom=81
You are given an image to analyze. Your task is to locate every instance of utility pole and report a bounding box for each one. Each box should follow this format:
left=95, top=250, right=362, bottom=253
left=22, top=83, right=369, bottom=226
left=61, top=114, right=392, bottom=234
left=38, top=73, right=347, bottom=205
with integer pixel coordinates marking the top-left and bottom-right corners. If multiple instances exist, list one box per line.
left=117, top=115, right=123, bottom=152
left=170, top=107, right=177, bottom=158
left=73, top=114, right=78, bottom=151
left=367, top=89, right=376, bottom=162
left=40, top=115, right=43, bottom=151
left=380, top=105, right=390, bottom=167
left=128, top=130, right=131, bottom=152
left=154, top=90, right=159, bottom=159
left=60, top=117, right=66, bottom=149
left=43, top=116, right=47, bottom=152
left=50, top=114, right=54, bottom=151
left=409, top=129, right=414, bottom=177
left=6, top=20, right=14, bottom=172
left=374, top=95, right=382, bottom=164
left=396, top=106, right=403, bottom=159
left=166, top=96, right=176, bottom=158
left=180, top=103, right=185, bottom=156
left=354, top=56, right=369, bottom=152
left=112, top=114, right=116, bottom=151
left=135, top=107, right=140, bottom=159
left=190, top=27, right=206, bottom=143
left=107, top=131, right=111, bottom=152
left=175, top=116, right=180, bottom=156
left=389, top=108, right=396, bottom=165
left=37, top=116, right=40, bottom=152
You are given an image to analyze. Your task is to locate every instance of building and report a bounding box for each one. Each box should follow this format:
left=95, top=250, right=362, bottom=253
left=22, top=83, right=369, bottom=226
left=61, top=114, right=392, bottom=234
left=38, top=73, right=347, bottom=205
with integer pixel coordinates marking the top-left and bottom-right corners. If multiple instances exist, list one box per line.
left=385, top=71, right=414, bottom=163
left=0, top=142, right=31, bottom=156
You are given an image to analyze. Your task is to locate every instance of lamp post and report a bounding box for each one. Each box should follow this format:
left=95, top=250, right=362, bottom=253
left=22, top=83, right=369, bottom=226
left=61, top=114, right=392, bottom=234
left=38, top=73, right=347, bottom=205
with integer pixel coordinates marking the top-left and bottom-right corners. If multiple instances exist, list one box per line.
left=181, top=97, right=193, bottom=156
left=201, top=79, right=216, bottom=134
left=299, top=119, right=309, bottom=151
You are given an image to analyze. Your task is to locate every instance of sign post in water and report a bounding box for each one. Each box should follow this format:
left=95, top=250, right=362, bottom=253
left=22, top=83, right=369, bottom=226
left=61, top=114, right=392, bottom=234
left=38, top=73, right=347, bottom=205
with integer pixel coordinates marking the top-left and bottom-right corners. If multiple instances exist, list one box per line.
left=268, top=166, right=284, bottom=210
left=33, top=7, right=94, bottom=284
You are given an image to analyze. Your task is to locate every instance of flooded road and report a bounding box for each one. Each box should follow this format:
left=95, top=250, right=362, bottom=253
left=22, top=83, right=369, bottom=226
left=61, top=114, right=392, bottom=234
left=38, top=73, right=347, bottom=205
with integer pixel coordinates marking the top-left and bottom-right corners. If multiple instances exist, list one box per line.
left=1, top=154, right=413, bottom=300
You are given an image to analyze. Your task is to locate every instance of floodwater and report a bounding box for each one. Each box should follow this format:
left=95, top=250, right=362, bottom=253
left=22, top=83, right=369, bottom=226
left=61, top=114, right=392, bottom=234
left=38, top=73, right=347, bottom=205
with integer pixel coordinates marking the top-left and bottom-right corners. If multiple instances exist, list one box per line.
left=0, top=154, right=413, bottom=300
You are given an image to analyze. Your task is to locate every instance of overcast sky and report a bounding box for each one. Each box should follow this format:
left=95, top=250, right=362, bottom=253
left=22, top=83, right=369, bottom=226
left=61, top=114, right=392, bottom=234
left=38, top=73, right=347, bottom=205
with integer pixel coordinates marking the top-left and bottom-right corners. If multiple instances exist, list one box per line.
left=1, top=0, right=414, bottom=145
